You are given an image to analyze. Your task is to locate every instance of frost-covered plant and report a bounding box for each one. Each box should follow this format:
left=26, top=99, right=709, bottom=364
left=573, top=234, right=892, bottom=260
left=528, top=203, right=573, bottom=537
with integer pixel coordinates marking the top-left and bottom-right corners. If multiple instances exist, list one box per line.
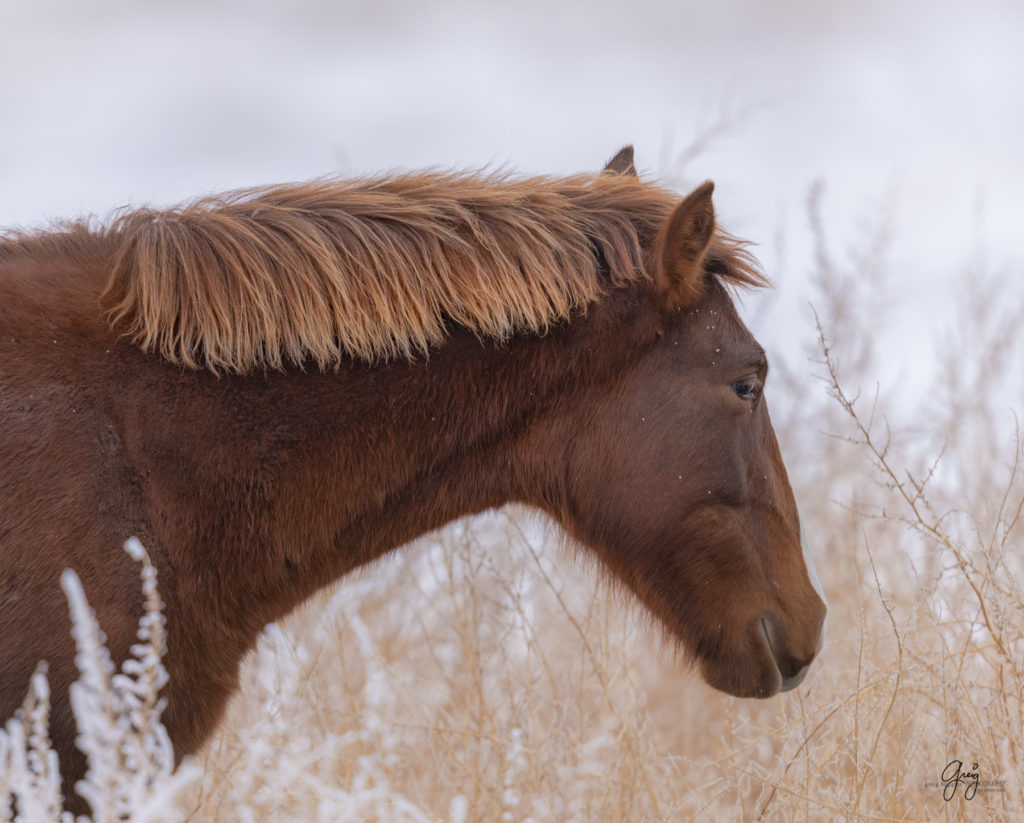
left=6, top=190, right=1024, bottom=822
left=0, top=668, right=66, bottom=823
left=0, top=539, right=199, bottom=823
left=191, top=512, right=681, bottom=823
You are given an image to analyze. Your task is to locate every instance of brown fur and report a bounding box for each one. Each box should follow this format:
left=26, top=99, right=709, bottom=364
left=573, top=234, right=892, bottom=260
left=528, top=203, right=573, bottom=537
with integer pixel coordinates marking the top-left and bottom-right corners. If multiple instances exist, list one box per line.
left=0, top=153, right=820, bottom=812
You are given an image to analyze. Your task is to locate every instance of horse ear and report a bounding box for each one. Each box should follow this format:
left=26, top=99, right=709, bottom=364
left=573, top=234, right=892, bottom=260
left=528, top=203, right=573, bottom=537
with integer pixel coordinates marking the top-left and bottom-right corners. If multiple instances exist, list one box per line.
left=657, top=181, right=716, bottom=307
left=602, top=145, right=637, bottom=177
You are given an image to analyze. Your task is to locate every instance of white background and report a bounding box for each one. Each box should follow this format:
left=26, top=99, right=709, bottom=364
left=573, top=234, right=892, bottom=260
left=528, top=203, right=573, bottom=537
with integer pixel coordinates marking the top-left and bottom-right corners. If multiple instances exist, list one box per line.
left=2, top=0, right=1021, bottom=388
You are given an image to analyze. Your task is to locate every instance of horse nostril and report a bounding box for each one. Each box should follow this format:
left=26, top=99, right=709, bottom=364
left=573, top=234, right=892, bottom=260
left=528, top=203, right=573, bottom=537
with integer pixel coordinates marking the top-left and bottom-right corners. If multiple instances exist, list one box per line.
left=760, top=616, right=817, bottom=691
left=779, top=662, right=811, bottom=691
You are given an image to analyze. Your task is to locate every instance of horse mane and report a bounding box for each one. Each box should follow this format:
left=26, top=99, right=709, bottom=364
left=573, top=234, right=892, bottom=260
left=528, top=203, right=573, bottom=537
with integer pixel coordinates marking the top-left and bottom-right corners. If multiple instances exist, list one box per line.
left=6, top=172, right=765, bottom=373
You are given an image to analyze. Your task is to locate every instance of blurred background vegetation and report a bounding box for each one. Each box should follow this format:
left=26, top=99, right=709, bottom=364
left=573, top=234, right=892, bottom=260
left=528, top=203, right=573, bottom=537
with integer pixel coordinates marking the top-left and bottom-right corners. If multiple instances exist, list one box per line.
left=2, top=1, right=1023, bottom=819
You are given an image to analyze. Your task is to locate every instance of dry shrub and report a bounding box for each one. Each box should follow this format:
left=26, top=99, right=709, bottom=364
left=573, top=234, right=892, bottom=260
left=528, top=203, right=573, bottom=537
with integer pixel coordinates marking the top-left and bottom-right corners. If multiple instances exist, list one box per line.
left=4, top=188, right=1022, bottom=821
left=185, top=513, right=685, bottom=821
left=188, top=187, right=1023, bottom=821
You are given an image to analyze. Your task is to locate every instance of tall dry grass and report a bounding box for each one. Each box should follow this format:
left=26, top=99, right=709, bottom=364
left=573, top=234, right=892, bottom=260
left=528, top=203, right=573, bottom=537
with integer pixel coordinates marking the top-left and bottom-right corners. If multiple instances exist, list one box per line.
left=3, top=191, right=1022, bottom=821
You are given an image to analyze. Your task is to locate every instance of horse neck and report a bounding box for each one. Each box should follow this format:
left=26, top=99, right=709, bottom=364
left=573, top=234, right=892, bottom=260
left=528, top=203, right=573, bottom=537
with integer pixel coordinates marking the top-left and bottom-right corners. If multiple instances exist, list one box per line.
left=113, top=288, right=652, bottom=756
left=175, top=310, right=640, bottom=635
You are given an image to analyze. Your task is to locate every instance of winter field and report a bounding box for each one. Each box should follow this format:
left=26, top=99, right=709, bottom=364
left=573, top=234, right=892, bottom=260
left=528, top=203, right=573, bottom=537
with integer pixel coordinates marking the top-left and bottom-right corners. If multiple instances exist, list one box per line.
left=3, top=0, right=1024, bottom=820
left=3, top=203, right=1023, bottom=820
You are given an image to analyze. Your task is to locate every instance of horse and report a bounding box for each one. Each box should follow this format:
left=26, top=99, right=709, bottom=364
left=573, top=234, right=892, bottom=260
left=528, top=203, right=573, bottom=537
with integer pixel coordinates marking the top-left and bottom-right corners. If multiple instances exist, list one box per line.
left=0, top=146, right=826, bottom=807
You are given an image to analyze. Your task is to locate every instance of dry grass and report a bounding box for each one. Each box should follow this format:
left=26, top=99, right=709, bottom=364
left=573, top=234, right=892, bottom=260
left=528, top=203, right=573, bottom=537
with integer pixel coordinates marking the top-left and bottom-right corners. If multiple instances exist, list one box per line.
left=4, top=191, right=1023, bottom=821
left=180, top=191, right=1023, bottom=821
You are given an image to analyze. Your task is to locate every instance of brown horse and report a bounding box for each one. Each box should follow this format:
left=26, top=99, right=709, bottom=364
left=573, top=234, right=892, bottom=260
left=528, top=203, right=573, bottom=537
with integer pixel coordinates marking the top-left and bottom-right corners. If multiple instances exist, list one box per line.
left=0, top=146, right=825, bottom=804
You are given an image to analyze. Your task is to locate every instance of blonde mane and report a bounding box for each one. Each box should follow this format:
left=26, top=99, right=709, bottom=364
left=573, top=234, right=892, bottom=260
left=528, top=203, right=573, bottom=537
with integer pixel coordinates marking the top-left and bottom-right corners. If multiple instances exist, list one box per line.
left=94, top=172, right=763, bottom=373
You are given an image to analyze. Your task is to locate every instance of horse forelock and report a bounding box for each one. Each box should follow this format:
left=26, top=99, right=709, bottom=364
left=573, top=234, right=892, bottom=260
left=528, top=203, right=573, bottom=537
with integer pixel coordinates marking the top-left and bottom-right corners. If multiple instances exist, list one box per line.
left=5, top=172, right=766, bottom=373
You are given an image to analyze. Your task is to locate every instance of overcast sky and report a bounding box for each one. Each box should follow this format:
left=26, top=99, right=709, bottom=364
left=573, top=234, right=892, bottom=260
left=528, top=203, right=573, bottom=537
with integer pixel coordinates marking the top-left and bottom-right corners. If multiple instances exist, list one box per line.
left=2, top=0, right=1021, bottom=389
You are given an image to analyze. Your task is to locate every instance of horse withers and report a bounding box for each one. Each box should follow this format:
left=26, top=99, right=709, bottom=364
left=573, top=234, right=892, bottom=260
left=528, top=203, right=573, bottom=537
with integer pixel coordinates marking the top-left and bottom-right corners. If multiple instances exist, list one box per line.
left=0, top=146, right=826, bottom=804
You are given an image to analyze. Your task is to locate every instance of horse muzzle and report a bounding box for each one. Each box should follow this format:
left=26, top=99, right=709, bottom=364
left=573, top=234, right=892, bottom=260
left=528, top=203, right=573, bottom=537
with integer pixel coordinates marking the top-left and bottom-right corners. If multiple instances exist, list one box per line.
left=697, top=595, right=826, bottom=699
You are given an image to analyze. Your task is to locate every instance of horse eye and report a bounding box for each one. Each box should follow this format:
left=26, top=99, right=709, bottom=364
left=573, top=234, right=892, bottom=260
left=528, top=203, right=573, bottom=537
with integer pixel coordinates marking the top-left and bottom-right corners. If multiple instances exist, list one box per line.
left=732, top=377, right=761, bottom=401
